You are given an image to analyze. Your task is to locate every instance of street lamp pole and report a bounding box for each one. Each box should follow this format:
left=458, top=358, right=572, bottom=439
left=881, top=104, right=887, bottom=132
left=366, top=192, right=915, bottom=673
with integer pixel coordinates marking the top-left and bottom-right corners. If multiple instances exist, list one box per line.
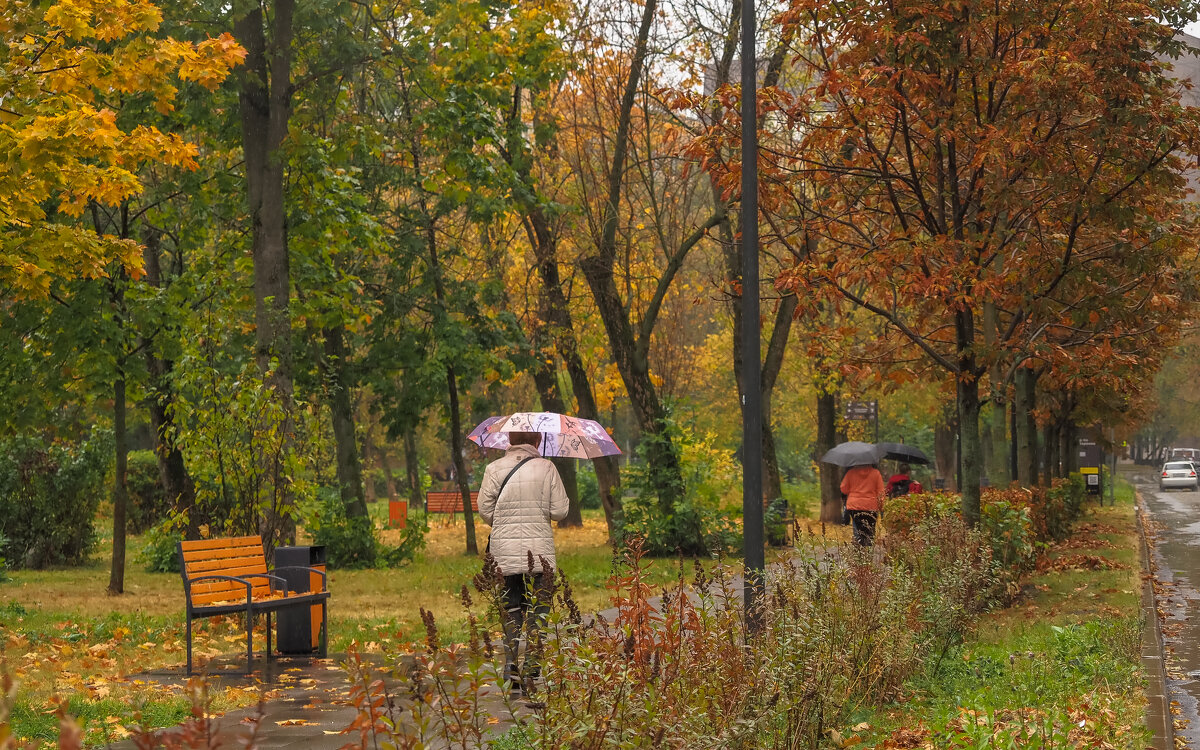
left=740, top=0, right=764, bottom=636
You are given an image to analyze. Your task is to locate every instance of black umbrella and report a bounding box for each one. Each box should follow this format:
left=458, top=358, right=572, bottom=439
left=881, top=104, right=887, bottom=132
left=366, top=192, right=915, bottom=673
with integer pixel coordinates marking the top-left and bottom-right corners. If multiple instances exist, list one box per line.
left=820, top=441, right=882, bottom=467
left=877, top=442, right=930, bottom=465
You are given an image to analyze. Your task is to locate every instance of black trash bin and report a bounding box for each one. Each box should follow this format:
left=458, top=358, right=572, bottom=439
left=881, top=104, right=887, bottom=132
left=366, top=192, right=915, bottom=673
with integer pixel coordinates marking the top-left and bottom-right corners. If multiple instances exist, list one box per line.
left=274, top=545, right=327, bottom=654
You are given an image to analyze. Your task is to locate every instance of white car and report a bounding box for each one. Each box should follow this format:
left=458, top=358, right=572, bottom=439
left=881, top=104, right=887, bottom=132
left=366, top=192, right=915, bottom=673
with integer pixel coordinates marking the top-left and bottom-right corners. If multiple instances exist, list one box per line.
left=1160, top=461, right=1198, bottom=491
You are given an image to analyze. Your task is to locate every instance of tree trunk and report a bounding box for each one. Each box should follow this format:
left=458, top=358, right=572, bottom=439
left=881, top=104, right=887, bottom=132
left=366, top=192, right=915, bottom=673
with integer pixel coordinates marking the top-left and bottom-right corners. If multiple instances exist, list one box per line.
left=1046, top=420, right=1061, bottom=480
left=527, top=206, right=621, bottom=533
left=816, top=390, right=843, bottom=524
left=761, top=295, right=798, bottom=506
left=235, top=1, right=295, bottom=387
left=580, top=256, right=688, bottom=529
left=954, top=307, right=982, bottom=525
left=934, top=405, right=958, bottom=491
left=531, top=360, right=583, bottom=527
left=958, top=374, right=982, bottom=527
left=107, top=376, right=129, bottom=595
left=445, top=367, right=478, bottom=554
left=1015, top=368, right=1035, bottom=487
left=1062, top=415, right=1079, bottom=475
left=401, top=432, right=420, bottom=509
left=989, top=395, right=1009, bottom=487
left=982, top=261, right=1009, bottom=487
left=140, top=232, right=196, bottom=527
left=146, top=354, right=195, bottom=514
left=577, top=0, right=699, bottom=549
left=234, top=0, right=296, bottom=548
left=980, top=401, right=993, bottom=487
left=323, top=324, right=368, bottom=518
left=713, top=14, right=799, bottom=518
left=361, top=430, right=376, bottom=503
left=1023, top=369, right=1039, bottom=485
left=509, top=82, right=622, bottom=539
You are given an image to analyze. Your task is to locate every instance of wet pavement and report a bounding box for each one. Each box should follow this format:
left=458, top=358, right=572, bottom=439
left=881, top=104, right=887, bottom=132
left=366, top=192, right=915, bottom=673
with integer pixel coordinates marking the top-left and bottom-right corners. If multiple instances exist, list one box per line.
left=1136, top=465, right=1200, bottom=749
left=111, top=651, right=524, bottom=749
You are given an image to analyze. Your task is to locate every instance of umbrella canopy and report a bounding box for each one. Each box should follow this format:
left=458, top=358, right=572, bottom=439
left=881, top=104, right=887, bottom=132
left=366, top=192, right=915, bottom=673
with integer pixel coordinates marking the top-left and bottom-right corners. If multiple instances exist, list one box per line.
left=820, top=441, right=882, bottom=468
left=876, top=442, right=931, bottom=465
left=467, top=411, right=622, bottom=459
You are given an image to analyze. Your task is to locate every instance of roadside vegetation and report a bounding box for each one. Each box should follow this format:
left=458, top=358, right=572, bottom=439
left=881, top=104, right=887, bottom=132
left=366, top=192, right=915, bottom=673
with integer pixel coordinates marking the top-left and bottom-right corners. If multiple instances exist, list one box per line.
left=851, top=479, right=1145, bottom=749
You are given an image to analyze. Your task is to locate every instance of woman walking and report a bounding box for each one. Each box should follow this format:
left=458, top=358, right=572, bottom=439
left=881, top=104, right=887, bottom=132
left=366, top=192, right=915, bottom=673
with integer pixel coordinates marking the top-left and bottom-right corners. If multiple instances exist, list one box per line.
left=478, top=431, right=569, bottom=695
left=840, top=462, right=885, bottom=547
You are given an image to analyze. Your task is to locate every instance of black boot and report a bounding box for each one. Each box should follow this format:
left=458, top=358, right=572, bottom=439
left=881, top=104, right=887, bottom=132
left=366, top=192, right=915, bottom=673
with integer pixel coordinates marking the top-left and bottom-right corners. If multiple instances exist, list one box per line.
left=501, top=607, right=524, bottom=697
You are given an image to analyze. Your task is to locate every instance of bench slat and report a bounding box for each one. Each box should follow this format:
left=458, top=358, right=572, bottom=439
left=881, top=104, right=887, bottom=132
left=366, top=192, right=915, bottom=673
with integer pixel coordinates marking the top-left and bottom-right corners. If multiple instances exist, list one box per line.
left=185, top=557, right=269, bottom=575
left=182, top=546, right=266, bottom=564
left=186, top=566, right=272, bottom=585
left=180, top=536, right=263, bottom=552
left=191, top=581, right=270, bottom=597
left=426, top=491, right=480, bottom=513
left=191, top=587, right=274, bottom=605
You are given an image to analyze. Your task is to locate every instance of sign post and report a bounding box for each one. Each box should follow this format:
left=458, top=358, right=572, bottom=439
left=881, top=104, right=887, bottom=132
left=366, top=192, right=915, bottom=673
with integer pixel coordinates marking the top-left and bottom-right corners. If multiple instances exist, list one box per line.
left=843, top=400, right=879, bottom=442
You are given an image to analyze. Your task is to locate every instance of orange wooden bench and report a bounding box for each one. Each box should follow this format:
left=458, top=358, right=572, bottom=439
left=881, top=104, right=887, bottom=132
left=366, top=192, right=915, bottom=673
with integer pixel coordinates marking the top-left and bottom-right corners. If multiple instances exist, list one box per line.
left=425, top=490, right=480, bottom=513
left=178, top=535, right=329, bottom=675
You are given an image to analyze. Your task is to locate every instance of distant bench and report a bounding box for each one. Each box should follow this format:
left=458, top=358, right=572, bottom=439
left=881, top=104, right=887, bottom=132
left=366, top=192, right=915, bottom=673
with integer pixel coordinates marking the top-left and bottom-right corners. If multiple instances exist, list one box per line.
left=426, top=490, right=480, bottom=514
left=178, top=535, right=329, bottom=675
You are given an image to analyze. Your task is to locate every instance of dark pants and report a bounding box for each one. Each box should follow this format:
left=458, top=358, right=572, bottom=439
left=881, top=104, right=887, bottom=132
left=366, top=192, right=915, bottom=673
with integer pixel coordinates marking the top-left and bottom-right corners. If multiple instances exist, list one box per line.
left=501, top=573, right=552, bottom=679
left=850, top=510, right=878, bottom=547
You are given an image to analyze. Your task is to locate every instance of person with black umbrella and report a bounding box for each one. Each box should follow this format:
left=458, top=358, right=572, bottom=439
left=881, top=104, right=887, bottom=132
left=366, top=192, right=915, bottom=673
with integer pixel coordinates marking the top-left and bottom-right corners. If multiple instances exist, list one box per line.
left=840, top=460, right=885, bottom=547
left=886, top=462, right=923, bottom=498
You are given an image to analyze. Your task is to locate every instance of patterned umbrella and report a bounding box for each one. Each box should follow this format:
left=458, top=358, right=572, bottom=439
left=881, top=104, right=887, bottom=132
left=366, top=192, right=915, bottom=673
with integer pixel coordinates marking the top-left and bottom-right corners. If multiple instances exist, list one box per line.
left=467, top=411, right=622, bottom=459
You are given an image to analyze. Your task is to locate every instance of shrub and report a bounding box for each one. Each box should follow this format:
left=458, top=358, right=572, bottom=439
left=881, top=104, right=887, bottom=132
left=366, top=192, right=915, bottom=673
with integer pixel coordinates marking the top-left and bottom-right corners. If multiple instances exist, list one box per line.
left=621, top=419, right=740, bottom=556
left=125, top=450, right=170, bottom=534
left=304, top=489, right=427, bottom=569
left=139, top=515, right=185, bottom=573
left=1030, top=476, right=1087, bottom=542
left=575, top=463, right=602, bottom=510
left=0, top=431, right=109, bottom=569
left=306, top=489, right=378, bottom=569
left=884, top=490, right=960, bottom=536
left=377, top=519, right=427, bottom=568
left=978, top=488, right=1037, bottom=573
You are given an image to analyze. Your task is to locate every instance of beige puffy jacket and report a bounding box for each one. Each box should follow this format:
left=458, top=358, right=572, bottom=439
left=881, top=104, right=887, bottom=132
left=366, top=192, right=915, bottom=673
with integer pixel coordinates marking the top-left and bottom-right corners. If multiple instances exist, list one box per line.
left=479, top=444, right=570, bottom=576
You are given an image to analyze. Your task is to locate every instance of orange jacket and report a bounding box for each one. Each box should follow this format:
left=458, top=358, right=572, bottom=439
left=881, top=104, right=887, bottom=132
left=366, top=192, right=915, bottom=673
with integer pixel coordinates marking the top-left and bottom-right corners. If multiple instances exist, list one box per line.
left=841, top=466, right=885, bottom=511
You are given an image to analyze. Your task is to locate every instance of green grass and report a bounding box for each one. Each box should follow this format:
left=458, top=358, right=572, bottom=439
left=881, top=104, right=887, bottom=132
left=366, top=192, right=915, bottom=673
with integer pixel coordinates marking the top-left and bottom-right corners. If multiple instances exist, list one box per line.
left=10, top=696, right=193, bottom=745
left=846, top=478, right=1150, bottom=748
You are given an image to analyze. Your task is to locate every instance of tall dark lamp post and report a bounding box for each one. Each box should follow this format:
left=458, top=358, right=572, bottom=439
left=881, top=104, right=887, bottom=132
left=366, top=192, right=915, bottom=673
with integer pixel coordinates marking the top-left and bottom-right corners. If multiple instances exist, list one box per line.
left=740, top=0, right=764, bottom=635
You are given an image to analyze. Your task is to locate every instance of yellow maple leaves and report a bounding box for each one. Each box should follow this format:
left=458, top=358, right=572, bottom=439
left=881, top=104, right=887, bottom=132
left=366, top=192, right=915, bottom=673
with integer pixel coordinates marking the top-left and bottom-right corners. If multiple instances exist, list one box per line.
left=0, top=0, right=245, bottom=299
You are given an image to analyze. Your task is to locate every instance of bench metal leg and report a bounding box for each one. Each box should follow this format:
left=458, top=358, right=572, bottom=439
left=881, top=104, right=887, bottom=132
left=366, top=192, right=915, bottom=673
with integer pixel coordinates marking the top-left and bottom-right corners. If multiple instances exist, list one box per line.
left=320, top=600, right=328, bottom=657
left=245, top=606, right=253, bottom=675
left=266, top=612, right=272, bottom=661
left=186, top=616, right=193, bottom=676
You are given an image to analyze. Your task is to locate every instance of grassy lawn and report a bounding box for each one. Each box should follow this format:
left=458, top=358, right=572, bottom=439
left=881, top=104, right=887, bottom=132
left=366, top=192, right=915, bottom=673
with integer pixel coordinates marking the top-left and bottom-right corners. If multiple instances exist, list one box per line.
left=846, top=479, right=1149, bottom=748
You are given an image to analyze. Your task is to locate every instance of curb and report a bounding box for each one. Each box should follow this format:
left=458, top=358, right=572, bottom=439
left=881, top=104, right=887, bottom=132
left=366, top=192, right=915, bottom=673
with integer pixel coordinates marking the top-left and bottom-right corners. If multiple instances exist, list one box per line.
left=1137, top=492, right=1175, bottom=750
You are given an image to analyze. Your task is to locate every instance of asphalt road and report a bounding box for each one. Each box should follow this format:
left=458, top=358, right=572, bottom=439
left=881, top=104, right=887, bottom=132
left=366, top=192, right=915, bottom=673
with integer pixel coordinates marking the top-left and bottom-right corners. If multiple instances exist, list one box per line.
left=1137, top=467, right=1200, bottom=748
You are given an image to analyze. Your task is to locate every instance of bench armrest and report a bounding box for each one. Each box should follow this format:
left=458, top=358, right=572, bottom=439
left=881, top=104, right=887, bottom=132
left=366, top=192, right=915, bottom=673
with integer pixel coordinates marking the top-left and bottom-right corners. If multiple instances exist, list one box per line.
left=271, top=565, right=328, bottom=592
